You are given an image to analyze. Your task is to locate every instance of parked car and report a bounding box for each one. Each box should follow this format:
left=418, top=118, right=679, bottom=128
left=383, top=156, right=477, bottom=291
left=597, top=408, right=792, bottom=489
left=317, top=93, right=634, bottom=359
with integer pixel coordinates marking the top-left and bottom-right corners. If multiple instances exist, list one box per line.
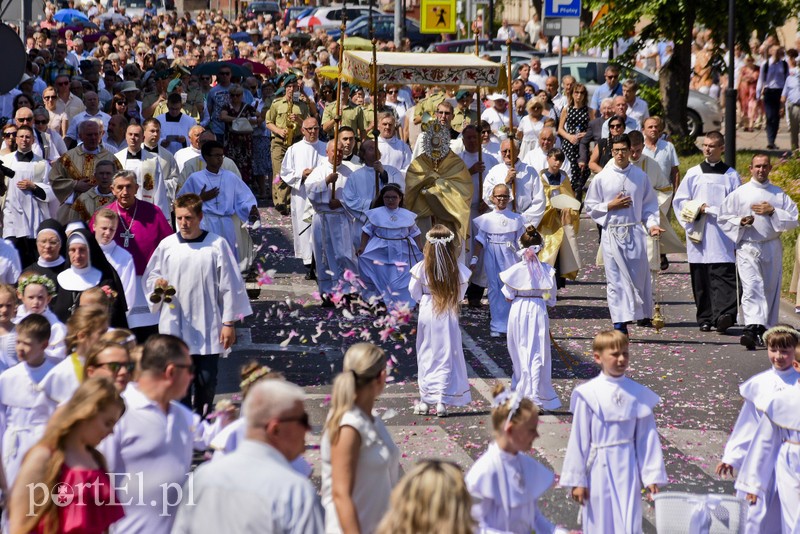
left=296, top=5, right=384, bottom=31
left=245, top=1, right=281, bottom=20
left=283, top=6, right=313, bottom=26
left=427, top=39, right=543, bottom=55
left=512, top=56, right=722, bottom=137
left=121, top=0, right=170, bottom=19
left=481, top=50, right=539, bottom=65
left=327, top=15, right=437, bottom=52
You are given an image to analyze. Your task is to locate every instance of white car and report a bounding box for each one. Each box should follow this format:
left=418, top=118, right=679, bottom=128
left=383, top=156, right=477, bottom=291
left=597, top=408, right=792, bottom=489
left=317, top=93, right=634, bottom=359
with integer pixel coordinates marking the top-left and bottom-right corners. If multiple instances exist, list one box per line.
left=514, top=56, right=722, bottom=137
left=296, top=5, right=384, bottom=31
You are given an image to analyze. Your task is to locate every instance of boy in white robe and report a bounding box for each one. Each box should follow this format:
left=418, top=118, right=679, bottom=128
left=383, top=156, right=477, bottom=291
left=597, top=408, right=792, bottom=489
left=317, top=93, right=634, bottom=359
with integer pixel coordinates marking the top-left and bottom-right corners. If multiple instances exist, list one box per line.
left=305, top=141, right=359, bottom=300
left=584, top=133, right=663, bottom=335
left=342, top=139, right=403, bottom=250
left=470, top=184, right=526, bottom=337
left=673, top=131, right=741, bottom=333
left=737, top=345, right=800, bottom=533
left=1, top=126, right=55, bottom=265
left=719, top=154, right=799, bottom=349
left=561, top=329, right=667, bottom=533
left=93, top=208, right=137, bottom=312
left=144, top=193, right=252, bottom=416
left=0, top=314, right=57, bottom=490
left=115, top=123, right=171, bottom=221
left=482, top=139, right=547, bottom=227
left=279, top=117, right=326, bottom=277
left=178, top=141, right=259, bottom=265
left=716, top=326, right=800, bottom=534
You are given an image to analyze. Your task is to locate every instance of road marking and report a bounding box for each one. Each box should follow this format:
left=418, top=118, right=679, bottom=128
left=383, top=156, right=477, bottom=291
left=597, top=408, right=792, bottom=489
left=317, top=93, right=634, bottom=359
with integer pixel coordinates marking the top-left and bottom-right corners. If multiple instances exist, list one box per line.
left=461, top=328, right=508, bottom=378
left=233, top=328, right=337, bottom=355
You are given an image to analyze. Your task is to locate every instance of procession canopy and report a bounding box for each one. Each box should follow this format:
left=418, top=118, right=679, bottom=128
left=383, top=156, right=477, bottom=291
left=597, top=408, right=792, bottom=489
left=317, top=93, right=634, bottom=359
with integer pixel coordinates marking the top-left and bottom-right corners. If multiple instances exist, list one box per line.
left=317, top=51, right=506, bottom=90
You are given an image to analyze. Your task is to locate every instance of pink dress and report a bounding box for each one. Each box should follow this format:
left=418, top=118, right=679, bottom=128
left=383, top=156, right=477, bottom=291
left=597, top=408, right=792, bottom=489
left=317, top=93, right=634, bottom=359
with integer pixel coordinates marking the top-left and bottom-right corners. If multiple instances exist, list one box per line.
left=36, top=465, right=125, bottom=534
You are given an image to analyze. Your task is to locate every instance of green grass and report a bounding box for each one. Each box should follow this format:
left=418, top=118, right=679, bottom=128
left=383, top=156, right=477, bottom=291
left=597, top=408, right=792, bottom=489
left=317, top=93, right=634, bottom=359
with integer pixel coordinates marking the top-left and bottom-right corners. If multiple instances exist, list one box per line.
left=673, top=150, right=800, bottom=296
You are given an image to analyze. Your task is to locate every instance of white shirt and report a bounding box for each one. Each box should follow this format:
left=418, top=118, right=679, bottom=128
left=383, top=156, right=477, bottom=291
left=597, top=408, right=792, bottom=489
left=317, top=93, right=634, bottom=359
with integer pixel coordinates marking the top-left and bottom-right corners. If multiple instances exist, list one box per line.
left=377, top=136, right=413, bottom=173
left=642, top=139, right=679, bottom=185
left=483, top=160, right=547, bottom=227
left=522, top=146, right=572, bottom=177
left=99, top=384, right=194, bottom=534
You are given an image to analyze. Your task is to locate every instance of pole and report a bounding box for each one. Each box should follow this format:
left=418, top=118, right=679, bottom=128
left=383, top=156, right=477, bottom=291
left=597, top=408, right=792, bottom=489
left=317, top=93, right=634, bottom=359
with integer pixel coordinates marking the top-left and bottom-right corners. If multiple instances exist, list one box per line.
left=370, top=0, right=380, bottom=200
left=474, top=23, right=483, bottom=199
left=393, top=0, right=402, bottom=47
left=506, top=39, right=516, bottom=212
left=557, top=33, right=563, bottom=89
left=724, top=0, right=736, bottom=166
left=332, top=6, right=347, bottom=196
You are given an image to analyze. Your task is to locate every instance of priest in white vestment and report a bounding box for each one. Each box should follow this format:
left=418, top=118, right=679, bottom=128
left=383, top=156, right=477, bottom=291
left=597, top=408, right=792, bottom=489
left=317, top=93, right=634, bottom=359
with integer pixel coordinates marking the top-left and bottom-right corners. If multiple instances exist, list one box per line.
left=719, top=155, right=799, bottom=348
left=155, top=94, right=198, bottom=155
left=305, top=141, right=359, bottom=299
left=115, top=123, right=170, bottom=220
left=521, top=127, right=572, bottom=177
left=584, top=133, right=663, bottom=334
left=482, top=139, right=546, bottom=228
left=376, top=112, right=412, bottom=174
left=279, top=117, right=326, bottom=272
left=342, top=139, right=403, bottom=249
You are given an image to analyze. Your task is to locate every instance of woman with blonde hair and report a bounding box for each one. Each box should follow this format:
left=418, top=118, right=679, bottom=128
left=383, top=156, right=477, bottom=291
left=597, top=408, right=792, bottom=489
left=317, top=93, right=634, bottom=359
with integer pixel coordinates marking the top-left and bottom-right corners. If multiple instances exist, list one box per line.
left=8, top=377, right=126, bottom=534
left=376, top=460, right=475, bottom=534
left=409, top=224, right=472, bottom=417
left=321, top=343, right=399, bottom=534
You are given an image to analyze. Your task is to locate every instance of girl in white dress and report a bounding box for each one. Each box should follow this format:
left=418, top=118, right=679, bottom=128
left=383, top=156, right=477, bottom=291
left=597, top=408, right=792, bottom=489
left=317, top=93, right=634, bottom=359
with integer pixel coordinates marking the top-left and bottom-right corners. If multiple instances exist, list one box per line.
left=409, top=224, right=472, bottom=417
left=16, top=272, right=66, bottom=358
left=517, top=99, right=546, bottom=157
left=470, top=184, right=526, bottom=337
left=465, top=385, right=560, bottom=534
left=500, top=227, right=561, bottom=410
left=357, top=184, right=422, bottom=308
left=0, top=285, right=18, bottom=372
left=321, top=343, right=400, bottom=534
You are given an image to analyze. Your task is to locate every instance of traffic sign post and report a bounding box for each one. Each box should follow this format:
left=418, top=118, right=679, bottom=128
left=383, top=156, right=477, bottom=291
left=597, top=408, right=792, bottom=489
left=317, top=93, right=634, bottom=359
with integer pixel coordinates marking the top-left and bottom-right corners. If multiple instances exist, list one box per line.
left=544, top=0, right=581, bottom=17
left=420, top=0, right=457, bottom=34
left=543, top=0, right=581, bottom=92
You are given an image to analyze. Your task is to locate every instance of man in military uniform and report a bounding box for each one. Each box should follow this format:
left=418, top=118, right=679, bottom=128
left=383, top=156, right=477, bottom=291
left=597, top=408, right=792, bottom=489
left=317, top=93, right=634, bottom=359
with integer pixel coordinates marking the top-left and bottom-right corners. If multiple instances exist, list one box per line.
left=321, top=83, right=367, bottom=141
left=413, top=85, right=446, bottom=125
left=451, top=89, right=478, bottom=134
left=50, top=120, right=122, bottom=223
left=265, top=74, right=314, bottom=215
left=142, top=70, right=172, bottom=120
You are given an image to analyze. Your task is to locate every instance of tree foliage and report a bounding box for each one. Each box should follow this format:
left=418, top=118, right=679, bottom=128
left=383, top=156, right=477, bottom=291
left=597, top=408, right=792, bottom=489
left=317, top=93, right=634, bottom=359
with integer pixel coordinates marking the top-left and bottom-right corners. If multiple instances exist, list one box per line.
left=579, top=0, right=800, bottom=142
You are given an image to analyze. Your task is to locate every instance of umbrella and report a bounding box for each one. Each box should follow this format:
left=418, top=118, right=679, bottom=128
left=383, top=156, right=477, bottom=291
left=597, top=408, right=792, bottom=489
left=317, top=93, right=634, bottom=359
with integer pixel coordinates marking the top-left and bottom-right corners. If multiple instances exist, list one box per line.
left=192, top=61, right=251, bottom=78
left=227, top=58, right=271, bottom=75
left=230, top=32, right=252, bottom=43
left=54, top=8, right=89, bottom=23
left=340, top=36, right=372, bottom=51
left=58, top=21, right=99, bottom=33
left=296, top=15, right=322, bottom=29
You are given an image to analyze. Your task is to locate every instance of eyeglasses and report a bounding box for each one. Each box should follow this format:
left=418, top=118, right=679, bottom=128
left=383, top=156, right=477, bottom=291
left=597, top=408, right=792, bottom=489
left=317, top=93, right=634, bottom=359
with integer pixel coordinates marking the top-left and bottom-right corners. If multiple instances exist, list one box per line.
left=500, top=149, right=513, bottom=154
left=573, top=89, right=586, bottom=94
left=95, top=361, right=136, bottom=374
left=493, top=194, right=511, bottom=199
left=35, top=120, right=48, bottom=125
left=278, top=412, right=311, bottom=430
left=172, top=362, right=196, bottom=374
left=609, top=123, right=623, bottom=129
left=57, top=81, right=69, bottom=86
left=149, top=285, right=175, bottom=303
left=3, top=132, right=16, bottom=138
left=302, top=126, right=319, bottom=131
left=43, top=95, right=56, bottom=100
left=611, top=147, right=630, bottom=154
left=387, top=89, right=398, bottom=94
left=606, top=75, right=618, bottom=80
left=16, top=117, right=32, bottom=123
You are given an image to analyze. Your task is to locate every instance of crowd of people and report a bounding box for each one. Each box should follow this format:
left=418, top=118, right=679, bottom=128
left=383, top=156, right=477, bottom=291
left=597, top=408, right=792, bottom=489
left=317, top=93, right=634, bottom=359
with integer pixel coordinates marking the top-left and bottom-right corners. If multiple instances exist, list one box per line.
left=2, top=1, right=800, bottom=533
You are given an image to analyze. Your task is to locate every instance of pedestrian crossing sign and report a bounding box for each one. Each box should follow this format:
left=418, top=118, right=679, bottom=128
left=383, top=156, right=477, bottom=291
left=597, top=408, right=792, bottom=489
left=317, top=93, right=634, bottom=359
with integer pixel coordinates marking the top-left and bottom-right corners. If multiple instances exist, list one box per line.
left=420, top=0, right=456, bottom=34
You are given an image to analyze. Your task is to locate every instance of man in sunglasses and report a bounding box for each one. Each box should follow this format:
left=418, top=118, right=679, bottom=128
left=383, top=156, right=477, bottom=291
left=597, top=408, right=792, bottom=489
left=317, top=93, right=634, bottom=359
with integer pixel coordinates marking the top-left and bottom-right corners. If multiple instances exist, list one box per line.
left=591, top=65, right=623, bottom=113
left=172, top=380, right=323, bottom=533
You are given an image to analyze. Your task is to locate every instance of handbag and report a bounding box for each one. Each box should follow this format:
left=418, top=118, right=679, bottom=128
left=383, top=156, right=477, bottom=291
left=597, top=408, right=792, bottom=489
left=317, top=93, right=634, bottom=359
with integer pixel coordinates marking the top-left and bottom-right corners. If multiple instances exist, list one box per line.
left=231, top=105, right=253, bottom=134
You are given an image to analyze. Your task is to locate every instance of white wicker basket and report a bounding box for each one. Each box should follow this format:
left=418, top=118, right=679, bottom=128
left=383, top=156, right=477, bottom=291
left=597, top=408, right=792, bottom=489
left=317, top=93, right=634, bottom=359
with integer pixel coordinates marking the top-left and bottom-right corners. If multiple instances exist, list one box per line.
left=653, top=492, right=747, bottom=534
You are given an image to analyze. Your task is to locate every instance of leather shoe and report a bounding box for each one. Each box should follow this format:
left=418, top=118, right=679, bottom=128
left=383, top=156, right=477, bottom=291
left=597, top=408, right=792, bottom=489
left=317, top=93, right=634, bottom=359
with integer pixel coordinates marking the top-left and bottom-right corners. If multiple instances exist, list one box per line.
left=660, top=255, right=669, bottom=271
left=716, top=314, right=735, bottom=333
left=740, top=331, right=757, bottom=350
left=637, top=318, right=653, bottom=327
left=699, top=323, right=713, bottom=332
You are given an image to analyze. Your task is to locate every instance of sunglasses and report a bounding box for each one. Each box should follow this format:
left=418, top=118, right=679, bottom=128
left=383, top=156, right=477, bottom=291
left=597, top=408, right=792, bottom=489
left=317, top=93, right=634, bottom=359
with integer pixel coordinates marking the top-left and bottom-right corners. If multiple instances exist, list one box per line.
left=43, top=95, right=56, bottom=100
left=609, top=123, right=623, bottom=128
left=57, top=81, right=69, bottom=86
left=606, top=75, right=618, bottom=80
left=35, top=120, right=48, bottom=125
left=95, top=361, right=136, bottom=374
left=3, top=132, right=16, bottom=138
left=16, top=117, right=32, bottom=122
left=149, top=285, right=176, bottom=303
left=387, top=89, right=398, bottom=94
left=278, top=411, right=311, bottom=430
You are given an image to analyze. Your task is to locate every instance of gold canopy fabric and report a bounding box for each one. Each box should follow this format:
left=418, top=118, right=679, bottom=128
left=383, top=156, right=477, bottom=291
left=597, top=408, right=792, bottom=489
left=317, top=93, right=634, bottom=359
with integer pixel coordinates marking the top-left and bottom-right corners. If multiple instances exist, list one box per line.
left=405, top=152, right=473, bottom=243
left=537, top=176, right=582, bottom=279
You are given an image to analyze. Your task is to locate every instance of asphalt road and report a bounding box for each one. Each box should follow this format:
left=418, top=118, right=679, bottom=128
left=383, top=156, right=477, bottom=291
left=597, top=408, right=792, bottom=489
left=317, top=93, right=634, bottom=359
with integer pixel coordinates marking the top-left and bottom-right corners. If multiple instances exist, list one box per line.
left=218, top=204, right=798, bottom=532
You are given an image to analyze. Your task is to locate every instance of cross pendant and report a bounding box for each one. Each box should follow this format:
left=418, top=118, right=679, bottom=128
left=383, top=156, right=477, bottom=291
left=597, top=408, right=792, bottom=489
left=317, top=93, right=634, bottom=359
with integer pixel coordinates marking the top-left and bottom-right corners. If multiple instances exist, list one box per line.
left=121, top=228, right=135, bottom=247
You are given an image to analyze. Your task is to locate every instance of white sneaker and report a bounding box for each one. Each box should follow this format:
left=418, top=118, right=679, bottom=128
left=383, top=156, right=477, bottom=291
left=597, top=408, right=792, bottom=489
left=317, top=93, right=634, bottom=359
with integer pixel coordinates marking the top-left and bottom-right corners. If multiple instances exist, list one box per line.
left=413, top=401, right=429, bottom=415
left=436, top=402, right=448, bottom=417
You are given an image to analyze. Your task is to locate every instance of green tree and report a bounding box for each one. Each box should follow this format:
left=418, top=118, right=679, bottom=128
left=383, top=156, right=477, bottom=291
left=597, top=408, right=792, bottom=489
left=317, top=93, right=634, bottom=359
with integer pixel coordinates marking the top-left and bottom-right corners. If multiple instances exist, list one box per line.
left=579, top=0, right=800, bottom=143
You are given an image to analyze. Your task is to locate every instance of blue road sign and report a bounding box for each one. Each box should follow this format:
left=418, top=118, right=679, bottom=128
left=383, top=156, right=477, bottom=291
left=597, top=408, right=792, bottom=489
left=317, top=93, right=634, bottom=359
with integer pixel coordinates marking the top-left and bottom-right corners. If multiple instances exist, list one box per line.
left=544, top=0, right=581, bottom=18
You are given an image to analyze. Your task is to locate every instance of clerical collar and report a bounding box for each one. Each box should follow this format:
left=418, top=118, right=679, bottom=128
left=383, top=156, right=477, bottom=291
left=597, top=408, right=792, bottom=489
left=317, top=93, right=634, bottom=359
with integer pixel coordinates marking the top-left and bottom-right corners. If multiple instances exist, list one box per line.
left=118, top=200, right=137, bottom=212
left=127, top=151, right=142, bottom=160
left=82, top=146, right=100, bottom=155
left=700, top=160, right=729, bottom=174
left=16, top=150, right=34, bottom=162
left=164, top=113, right=182, bottom=122
left=177, top=230, right=208, bottom=243
left=38, top=256, right=65, bottom=268
left=750, top=179, right=771, bottom=188
left=144, top=145, right=158, bottom=153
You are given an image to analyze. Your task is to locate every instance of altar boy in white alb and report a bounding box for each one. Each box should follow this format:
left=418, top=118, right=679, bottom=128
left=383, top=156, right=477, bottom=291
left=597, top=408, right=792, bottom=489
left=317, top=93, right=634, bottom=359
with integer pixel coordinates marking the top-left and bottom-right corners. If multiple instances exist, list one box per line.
left=561, top=330, right=667, bottom=533
left=719, top=154, right=799, bottom=349
left=279, top=117, right=326, bottom=277
left=584, top=133, right=663, bottom=335
left=115, top=123, right=171, bottom=220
